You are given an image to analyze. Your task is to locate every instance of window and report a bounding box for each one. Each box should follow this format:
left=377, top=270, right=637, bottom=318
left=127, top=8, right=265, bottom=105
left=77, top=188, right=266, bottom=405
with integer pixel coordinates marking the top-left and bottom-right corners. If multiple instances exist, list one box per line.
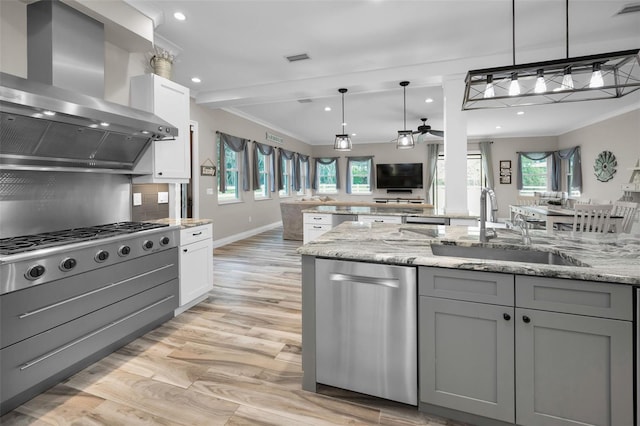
left=254, top=150, right=270, bottom=200
left=217, top=139, right=241, bottom=202
left=279, top=156, right=291, bottom=197
left=565, top=155, right=581, bottom=197
left=297, top=159, right=309, bottom=196
left=347, top=158, right=372, bottom=194
left=317, top=161, right=338, bottom=194
left=432, top=153, right=485, bottom=216
left=519, top=155, right=550, bottom=195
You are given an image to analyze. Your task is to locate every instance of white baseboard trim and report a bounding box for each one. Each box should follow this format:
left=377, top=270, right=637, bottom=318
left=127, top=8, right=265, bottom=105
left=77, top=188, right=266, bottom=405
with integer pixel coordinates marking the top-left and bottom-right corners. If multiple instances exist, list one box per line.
left=212, top=221, right=282, bottom=248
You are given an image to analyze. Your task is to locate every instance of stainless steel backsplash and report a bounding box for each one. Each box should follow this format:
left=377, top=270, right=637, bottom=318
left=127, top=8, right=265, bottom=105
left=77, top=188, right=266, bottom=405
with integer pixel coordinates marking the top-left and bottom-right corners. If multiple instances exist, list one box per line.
left=0, top=171, right=130, bottom=238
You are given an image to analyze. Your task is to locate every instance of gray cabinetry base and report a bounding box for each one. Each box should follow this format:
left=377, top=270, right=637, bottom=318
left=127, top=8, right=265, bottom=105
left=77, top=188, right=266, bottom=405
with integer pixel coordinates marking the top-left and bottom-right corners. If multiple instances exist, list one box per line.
left=419, top=402, right=512, bottom=426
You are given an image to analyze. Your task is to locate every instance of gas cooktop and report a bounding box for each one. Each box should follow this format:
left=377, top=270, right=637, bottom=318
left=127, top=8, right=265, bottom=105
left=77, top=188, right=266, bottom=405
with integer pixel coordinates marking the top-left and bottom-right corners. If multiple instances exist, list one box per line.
left=0, top=222, right=169, bottom=256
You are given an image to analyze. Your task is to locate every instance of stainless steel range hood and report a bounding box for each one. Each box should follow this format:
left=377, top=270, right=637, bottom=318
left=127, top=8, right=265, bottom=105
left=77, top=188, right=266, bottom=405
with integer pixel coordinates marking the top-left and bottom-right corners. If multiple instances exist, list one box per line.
left=0, top=0, right=178, bottom=173
left=0, top=72, right=177, bottom=172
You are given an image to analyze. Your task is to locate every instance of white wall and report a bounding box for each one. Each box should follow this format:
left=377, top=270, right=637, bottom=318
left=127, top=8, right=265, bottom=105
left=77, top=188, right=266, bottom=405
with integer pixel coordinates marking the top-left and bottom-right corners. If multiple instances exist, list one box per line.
left=558, top=109, right=640, bottom=203
left=191, top=103, right=312, bottom=241
left=311, top=142, right=429, bottom=202
left=487, top=136, right=559, bottom=219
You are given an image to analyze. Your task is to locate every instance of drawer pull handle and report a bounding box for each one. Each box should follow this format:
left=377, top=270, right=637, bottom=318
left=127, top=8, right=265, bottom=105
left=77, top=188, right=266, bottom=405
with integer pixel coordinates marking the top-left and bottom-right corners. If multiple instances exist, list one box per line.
left=313, top=226, right=323, bottom=229
left=19, top=295, right=175, bottom=371
left=313, top=217, right=323, bottom=220
left=329, top=273, right=399, bottom=289
left=374, top=220, right=384, bottom=222
left=192, top=231, right=203, bottom=236
left=17, top=264, right=174, bottom=319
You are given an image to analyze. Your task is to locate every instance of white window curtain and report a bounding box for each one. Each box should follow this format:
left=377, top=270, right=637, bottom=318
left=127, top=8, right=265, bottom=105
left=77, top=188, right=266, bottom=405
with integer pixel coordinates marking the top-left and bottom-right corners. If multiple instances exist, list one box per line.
left=479, top=141, right=495, bottom=190
left=311, top=157, right=340, bottom=190
left=218, top=132, right=250, bottom=192
left=278, top=148, right=296, bottom=191
left=252, top=141, right=276, bottom=192
left=346, top=156, right=373, bottom=194
left=424, top=143, right=439, bottom=204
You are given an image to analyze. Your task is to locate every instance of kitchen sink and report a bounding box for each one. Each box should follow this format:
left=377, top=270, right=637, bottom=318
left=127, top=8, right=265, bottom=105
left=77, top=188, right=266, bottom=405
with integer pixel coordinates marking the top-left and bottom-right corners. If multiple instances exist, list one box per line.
left=430, top=244, right=587, bottom=267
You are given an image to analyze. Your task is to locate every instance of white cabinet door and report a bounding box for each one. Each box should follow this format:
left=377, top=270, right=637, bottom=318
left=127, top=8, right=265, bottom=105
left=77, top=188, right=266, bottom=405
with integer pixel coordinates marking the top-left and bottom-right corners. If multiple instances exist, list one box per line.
left=131, top=74, right=190, bottom=182
left=179, top=238, right=213, bottom=306
left=304, top=224, right=331, bottom=244
left=420, top=297, right=515, bottom=423
left=515, top=308, right=633, bottom=426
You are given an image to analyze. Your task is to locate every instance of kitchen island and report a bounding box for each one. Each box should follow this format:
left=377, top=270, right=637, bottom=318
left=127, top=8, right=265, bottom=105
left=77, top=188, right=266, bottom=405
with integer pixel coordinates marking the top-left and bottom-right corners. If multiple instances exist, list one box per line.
left=298, top=223, right=639, bottom=426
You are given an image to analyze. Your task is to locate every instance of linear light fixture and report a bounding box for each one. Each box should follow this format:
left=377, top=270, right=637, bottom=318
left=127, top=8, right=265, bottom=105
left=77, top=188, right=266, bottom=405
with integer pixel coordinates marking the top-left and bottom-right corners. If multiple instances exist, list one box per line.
left=462, top=0, right=640, bottom=110
left=462, top=49, right=640, bottom=109
left=333, top=88, right=352, bottom=151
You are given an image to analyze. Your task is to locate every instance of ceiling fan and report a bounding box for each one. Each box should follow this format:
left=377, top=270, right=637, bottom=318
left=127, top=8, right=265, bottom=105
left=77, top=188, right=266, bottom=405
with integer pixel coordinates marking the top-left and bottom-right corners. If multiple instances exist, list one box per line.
left=413, top=118, right=444, bottom=139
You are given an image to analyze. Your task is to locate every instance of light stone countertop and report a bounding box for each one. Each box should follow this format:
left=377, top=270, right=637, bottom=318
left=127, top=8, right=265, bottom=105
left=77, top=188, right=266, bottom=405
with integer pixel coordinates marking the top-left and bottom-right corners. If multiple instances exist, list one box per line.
left=302, top=205, right=477, bottom=219
left=297, top=222, right=640, bottom=285
left=148, top=218, right=213, bottom=229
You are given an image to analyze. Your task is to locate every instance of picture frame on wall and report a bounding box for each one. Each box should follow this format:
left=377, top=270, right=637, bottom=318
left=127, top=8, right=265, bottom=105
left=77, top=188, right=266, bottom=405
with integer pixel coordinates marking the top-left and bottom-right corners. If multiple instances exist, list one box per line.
left=499, top=160, right=511, bottom=169
left=500, top=175, right=511, bottom=184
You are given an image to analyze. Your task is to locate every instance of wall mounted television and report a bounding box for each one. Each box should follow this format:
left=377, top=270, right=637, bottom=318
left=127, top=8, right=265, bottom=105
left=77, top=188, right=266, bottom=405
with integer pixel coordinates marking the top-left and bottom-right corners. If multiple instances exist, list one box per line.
left=375, top=163, right=423, bottom=189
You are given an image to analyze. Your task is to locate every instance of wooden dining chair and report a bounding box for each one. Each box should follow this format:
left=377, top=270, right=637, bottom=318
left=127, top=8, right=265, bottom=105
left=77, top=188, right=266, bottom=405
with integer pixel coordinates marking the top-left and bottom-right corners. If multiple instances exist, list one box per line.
left=571, top=204, right=614, bottom=233
left=612, top=201, right=638, bottom=233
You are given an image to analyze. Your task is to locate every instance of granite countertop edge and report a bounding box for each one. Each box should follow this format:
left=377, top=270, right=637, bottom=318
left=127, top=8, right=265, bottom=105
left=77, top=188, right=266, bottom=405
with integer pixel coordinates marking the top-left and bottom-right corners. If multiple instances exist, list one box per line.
left=147, top=218, right=213, bottom=229
left=302, top=205, right=477, bottom=220
left=297, top=223, right=640, bottom=285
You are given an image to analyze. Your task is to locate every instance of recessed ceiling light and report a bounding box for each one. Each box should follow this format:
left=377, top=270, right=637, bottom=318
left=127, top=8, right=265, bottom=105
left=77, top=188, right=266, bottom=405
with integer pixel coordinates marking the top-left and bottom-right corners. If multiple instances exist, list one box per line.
left=324, top=106, right=331, bottom=112
left=496, top=125, right=502, bottom=129
left=351, top=133, right=357, bottom=137
left=173, top=12, right=186, bottom=21
left=100, top=122, right=109, bottom=127
left=517, top=111, right=524, bottom=115
left=425, top=98, right=434, bottom=103
left=342, top=122, right=347, bottom=126
left=43, top=110, right=56, bottom=116
left=191, top=77, right=201, bottom=83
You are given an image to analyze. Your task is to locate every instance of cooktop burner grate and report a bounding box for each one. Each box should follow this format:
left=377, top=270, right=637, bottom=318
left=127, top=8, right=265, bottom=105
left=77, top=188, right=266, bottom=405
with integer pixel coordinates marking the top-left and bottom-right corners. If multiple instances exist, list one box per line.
left=0, top=222, right=169, bottom=255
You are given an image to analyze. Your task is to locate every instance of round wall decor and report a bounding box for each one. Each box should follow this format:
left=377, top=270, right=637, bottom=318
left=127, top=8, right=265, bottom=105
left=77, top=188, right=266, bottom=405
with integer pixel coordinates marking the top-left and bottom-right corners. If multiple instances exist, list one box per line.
left=593, top=150, right=617, bottom=182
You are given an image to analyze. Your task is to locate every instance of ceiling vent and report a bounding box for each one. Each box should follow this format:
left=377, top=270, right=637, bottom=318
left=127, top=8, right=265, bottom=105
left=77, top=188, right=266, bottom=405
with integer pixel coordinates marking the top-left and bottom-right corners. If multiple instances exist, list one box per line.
left=286, top=53, right=310, bottom=62
left=616, top=3, right=640, bottom=14
left=297, top=99, right=313, bottom=103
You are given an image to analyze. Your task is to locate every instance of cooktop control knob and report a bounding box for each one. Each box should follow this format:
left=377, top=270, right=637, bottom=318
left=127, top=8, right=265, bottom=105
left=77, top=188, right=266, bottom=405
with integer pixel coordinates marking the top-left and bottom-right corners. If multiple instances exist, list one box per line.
left=160, top=236, right=170, bottom=246
left=59, top=257, right=77, bottom=271
left=118, top=245, right=131, bottom=257
left=94, top=250, right=109, bottom=263
left=143, top=240, right=154, bottom=250
left=25, top=265, right=45, bottom=280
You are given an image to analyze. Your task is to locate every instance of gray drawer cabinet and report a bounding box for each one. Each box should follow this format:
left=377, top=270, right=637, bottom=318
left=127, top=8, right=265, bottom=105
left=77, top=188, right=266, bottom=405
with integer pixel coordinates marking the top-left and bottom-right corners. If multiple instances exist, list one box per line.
left=418, top=268, right=634, bottom=426
left=515, top=277, right=633, bottom=426
left=419, top=267, right=516, bottom=422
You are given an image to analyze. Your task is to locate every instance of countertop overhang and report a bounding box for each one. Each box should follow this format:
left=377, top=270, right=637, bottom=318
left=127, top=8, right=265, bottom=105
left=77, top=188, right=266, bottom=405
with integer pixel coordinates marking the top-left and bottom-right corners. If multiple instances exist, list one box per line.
left=297, top=222, right=640, bottom=285
left=302, top=205, right=477, bottom=219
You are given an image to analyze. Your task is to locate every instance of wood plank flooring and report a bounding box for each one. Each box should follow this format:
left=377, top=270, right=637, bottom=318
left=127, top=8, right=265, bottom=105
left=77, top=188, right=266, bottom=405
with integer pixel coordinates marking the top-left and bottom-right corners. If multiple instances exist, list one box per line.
left=1, top=227, right=468, bottom=426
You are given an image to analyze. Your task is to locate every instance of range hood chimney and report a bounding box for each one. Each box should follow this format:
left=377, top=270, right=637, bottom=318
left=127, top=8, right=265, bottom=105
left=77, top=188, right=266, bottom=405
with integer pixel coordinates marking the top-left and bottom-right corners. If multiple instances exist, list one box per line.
left=27, top=0, right=105, bottom=98
left=0, top=0, right=178, bottom=173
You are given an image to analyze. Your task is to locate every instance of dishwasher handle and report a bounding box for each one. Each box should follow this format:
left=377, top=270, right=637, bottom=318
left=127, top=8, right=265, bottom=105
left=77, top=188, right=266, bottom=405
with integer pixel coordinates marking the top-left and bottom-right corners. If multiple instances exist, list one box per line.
left=329, top=273, right=399, bottom=288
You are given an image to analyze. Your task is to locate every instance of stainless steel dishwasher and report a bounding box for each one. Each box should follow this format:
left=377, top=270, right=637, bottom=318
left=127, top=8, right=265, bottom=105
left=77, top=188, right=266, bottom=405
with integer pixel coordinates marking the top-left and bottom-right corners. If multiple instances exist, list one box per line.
left=315, top=258, right=417, bottom=405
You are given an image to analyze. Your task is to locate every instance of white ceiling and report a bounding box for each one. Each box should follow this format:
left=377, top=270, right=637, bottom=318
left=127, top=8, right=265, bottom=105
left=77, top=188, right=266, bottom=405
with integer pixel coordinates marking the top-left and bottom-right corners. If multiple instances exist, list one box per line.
left=126, top=0, right=640, bottom=145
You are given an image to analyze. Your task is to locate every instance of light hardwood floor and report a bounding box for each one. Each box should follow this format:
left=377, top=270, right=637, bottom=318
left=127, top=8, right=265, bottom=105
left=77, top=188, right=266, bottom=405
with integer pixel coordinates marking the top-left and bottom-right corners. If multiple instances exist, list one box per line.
left=1, top=227, right=468, bottom=426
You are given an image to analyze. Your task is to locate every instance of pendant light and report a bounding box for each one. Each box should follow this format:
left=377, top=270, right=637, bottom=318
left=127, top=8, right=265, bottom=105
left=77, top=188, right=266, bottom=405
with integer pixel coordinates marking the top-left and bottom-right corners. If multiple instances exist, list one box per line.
left=333, top=88, right=352, bottom=151
left=462, top=0, right=640, bottom=109
left=396, top=81, right=415, bottom=149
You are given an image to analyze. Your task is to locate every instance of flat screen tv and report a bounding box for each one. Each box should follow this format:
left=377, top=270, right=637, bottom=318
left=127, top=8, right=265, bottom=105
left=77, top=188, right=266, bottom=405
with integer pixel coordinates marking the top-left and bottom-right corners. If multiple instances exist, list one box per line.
left=376, top=163, right=423, bottom=189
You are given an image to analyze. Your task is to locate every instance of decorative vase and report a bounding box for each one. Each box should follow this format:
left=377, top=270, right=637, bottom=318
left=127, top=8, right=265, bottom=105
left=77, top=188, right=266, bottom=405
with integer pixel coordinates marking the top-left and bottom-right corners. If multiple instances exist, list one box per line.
left=150, top=56, right=172, bottom=80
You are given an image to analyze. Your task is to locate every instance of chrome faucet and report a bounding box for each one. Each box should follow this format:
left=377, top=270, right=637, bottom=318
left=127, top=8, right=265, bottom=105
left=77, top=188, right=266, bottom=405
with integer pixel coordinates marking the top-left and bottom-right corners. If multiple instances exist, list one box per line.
left=479, top=187, right=498, bottom=242
left=512, top=213, right=532, bottom=245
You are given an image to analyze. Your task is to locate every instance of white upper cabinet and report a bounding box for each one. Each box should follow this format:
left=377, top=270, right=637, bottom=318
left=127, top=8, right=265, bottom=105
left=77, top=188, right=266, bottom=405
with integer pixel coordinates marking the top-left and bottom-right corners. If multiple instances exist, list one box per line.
left=130, top=74, right=191, bottom=183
